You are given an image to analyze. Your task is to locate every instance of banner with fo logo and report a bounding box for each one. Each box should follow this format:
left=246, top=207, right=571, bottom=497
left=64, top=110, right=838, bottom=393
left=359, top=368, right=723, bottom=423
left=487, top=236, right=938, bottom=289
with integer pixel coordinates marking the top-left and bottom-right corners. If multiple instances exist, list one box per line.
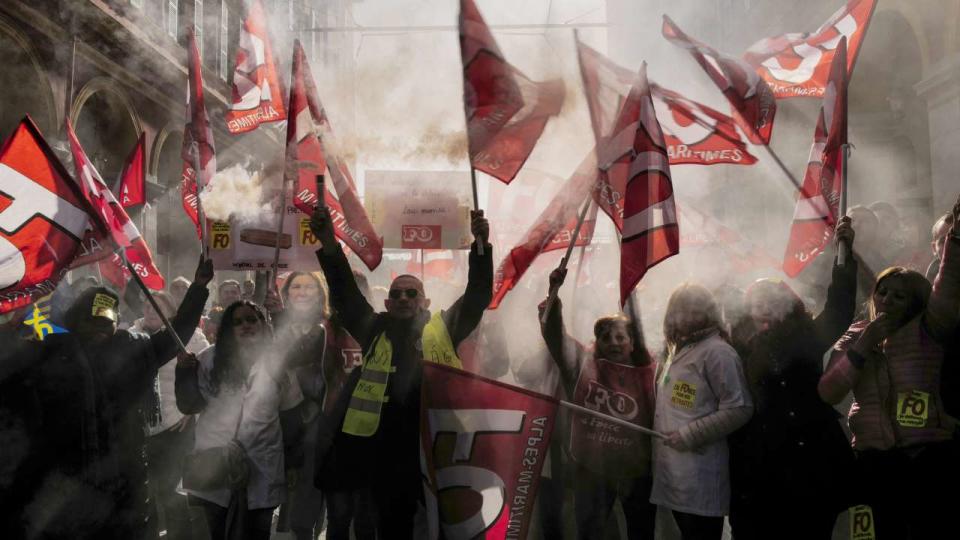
left=421, top=363, right=557, bottom=540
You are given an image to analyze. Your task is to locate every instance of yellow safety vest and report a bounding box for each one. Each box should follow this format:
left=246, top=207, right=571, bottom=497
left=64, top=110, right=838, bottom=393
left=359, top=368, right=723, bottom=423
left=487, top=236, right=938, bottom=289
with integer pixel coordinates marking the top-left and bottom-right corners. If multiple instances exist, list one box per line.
left=342, top=311, right=460, bottom=437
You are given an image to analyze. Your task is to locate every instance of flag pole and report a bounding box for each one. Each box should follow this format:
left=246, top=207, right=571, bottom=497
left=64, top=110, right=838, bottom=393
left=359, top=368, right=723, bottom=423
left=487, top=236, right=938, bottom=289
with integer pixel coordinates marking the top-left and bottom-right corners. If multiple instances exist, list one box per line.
left=121, top=251, right=189, bottom=356
left=470, top=167, right=484, bottom=256
left=837, top=143, right=851, bottom=266
left=540, top=195, right=592, bottom=325
left=271, top=168, right=288, bottom=287
left=420, top=249, right=425, bottom=281
left=559, top=400, right=665, bottom=438
left=193, top=150, right=208, bottom=258
left=569, top=200, right=596, bottom=309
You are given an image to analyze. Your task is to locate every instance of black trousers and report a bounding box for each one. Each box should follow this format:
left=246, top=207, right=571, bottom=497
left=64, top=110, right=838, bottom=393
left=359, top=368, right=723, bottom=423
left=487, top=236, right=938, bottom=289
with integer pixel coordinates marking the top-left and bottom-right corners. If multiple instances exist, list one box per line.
left=326, top=488, right=377, bottom=540
left=672, top=511, right=723, bottom=540
left=191, top=496, right=274, bottom=540
left=147, top=420, right=206, bottom=540
left=573, top=467, right=656, bottom=540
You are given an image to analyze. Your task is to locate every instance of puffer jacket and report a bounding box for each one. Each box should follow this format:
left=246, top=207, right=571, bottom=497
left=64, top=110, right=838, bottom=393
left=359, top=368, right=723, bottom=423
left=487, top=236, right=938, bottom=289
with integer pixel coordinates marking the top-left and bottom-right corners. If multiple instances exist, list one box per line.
left=820, top=236, right=960, bottom=450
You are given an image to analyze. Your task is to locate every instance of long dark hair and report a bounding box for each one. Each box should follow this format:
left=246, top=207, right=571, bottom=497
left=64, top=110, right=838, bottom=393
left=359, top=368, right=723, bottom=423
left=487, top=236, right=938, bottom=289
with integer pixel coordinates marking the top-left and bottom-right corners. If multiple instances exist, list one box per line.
left=593, top=314, right=652, bottom=366
left=210, top=300, right=272, bottom=394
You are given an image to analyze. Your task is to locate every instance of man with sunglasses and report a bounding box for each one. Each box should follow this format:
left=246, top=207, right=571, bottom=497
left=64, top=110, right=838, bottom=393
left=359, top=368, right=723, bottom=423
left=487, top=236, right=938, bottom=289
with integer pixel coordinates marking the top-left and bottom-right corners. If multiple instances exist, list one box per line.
left=309, top=206, right=492, bottom=539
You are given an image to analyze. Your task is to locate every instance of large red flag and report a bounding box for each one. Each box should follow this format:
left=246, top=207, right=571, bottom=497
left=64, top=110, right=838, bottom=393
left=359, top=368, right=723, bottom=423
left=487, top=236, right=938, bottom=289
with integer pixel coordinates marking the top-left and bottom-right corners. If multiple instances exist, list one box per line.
left=488, top=154, right=597, bottom=309
left=225, top=0, right=287, bottom=133
left=744, top=0, right=876, bottom=99
left=662, top=15, right=777, bottom=145
left=618, top=65, right=679, bottom=305
left=459, top=0, right=564, bottom=184
left=285, top=40, right=383, bottom=271
left=0, top=117, right=97, bottom=313
left=421, top=363, right=557, bottom=540
left=119, top=133, right=146, bottom=208
left=66, top=120, right=165, bottom=290
left=181, top=27, right=217, bottom=238
left=783, top=38, right=848, bottom=277
left=651, top=83, right=758, bottom=166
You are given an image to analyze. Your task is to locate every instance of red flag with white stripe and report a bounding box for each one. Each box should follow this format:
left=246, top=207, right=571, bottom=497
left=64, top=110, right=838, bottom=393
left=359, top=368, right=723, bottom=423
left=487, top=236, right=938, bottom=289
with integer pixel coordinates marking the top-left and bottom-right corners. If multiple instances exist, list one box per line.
left=459, top=0, right=563, bottom=184
left=783, top=38, right=848, bottom=277
left=225, top=0, right=287, bottom=133
left=66, top=120, right=165, bottom=290
left=119, top=133, right=146, bottom=208
left=285, top=40, right=382, bottom=271
left=618, top=64, right=679, bottom=305
left=181, top=27, right=217, bottom=238
left=744, top=0, right=876, bottom=99
left=0, top=117, right=95, bottom=313
left=662, top=15, right=777, bottom=145
left=651, top=83, right=757, bottom=166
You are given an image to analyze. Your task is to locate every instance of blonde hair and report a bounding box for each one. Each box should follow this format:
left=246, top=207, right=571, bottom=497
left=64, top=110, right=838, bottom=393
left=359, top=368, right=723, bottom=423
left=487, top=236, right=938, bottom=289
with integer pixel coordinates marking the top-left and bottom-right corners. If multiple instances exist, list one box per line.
left=663, top=283, right=725, bottom=348
left=869, top=267, right=931, bottom=322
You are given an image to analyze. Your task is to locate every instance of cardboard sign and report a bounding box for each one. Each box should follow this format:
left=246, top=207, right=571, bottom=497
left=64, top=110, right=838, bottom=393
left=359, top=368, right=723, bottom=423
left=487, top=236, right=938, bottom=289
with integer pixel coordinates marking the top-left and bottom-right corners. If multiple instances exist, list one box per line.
left=207, top=200, right=321, bottom=272
left=91, top=292, right=118, bottom=321
left=365, top=170, right=472, bottom=250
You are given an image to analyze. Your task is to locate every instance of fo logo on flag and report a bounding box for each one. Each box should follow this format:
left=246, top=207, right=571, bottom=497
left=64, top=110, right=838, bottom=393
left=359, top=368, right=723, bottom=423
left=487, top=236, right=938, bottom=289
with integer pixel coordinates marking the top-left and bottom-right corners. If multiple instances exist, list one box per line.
left=402, top=225, right=441, bottom=249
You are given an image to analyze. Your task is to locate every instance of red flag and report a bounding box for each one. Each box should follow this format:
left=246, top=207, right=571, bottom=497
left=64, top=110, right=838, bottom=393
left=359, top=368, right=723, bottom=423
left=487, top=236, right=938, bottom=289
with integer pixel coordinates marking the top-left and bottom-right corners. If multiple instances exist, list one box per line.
left=421, top=363, right=557, bottom=540
left=618, top=65, right=679, bottom=305
left=181, top=27, right=217, bottom=237
left=66, top=120, right=166, bottom=290
left=285, top=40, right=383, bottom=271
left=119, top=133, right=146, bottom=208
left=744, top=0, right=876, bottom=99
left=679, top=204, right=779, bottom=272
left=783, top=38, right=848, bottom=277
left=0, top=117, right=97, bottom=313
left=225, top=0, right=287, bottom=133
left=489, top=154, right=597, bottom=309
left=459, top=0, right=563, bottom=183
left=662, top=15, right=777, bottom=145
left=651, top=83, right=758, bottom=166
left=542, top=204, right=597, bottom=254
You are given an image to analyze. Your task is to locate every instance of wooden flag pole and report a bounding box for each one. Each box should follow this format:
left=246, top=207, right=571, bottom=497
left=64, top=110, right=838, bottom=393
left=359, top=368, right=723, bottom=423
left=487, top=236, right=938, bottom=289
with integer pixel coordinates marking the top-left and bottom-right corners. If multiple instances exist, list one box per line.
left=559, top=400, right=665, bottom=438
left=271, top=171, right=288, bottom=287
left=121, top=251, right=189, bottom=356
left=540, top=196, right=592, bottom=325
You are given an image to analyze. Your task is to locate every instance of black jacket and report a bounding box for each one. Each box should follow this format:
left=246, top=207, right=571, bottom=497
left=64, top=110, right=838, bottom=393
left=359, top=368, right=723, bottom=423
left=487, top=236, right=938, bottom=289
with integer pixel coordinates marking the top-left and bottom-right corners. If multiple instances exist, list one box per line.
left=314, top=241, right=493, bottom=493
left=0, top=282, right=208, bottom=539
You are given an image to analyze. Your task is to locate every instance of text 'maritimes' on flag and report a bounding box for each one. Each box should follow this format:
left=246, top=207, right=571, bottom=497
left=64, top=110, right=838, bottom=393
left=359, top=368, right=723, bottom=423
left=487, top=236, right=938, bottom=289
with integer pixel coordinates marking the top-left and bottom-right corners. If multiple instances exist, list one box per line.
left=662, top=15, right=777, bottom=146
left=181, top=27, right=217, bottom=237
left=459, top=0, right=563, bottom=184
left=119, top=133, right=145, bottom=208
left=66, top=120, right=165, bottom=290
left=0, top=117, right=93, bottom=313
left=285, top=39, right=383, bottom=271
left=618, top=64, right=679, bottom=305
left=783, top=38, right=849, bottom=277
left=226, top=0, right=287, bottom=133
left=421, top=363, right=557, bottom=540
left=744, top=0, right=876, bottom=99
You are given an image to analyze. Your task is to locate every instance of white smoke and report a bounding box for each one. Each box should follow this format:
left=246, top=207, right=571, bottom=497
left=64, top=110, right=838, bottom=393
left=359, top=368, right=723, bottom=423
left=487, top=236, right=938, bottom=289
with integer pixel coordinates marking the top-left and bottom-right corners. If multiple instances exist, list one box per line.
left=200, top=164, right=275, bottom=224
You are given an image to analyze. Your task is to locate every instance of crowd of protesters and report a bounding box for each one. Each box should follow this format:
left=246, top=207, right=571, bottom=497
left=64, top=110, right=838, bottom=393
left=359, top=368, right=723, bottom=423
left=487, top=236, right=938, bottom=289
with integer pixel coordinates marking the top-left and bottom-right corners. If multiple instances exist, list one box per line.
left=0, top=193, right=958, bottom=540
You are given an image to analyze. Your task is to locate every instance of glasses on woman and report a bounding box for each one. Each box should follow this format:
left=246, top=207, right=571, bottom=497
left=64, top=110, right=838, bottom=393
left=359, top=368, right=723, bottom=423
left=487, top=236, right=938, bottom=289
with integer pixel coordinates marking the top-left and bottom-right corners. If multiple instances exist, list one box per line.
left=389, top=288, right=420, bottom=299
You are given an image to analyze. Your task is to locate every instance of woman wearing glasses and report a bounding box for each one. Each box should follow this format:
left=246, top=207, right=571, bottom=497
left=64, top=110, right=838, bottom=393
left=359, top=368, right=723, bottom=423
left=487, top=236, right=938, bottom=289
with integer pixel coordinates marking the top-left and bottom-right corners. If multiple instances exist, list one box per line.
left=176, top=301, right=304, bottom=540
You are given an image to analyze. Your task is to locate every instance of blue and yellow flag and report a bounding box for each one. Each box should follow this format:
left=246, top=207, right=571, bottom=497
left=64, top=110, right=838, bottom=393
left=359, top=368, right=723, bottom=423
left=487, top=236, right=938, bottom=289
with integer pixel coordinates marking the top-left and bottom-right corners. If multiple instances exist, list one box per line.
left=23, top=295, right=68, bottom=341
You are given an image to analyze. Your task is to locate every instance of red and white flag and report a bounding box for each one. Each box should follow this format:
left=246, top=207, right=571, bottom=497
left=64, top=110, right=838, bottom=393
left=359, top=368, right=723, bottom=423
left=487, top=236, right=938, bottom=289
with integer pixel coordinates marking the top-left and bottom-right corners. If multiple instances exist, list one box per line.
left=119, top=133, right=146, bottom=208
left=0, top=117, right=95, bottom=313
left=617, top=65, right=679, bottom=305
left=662, top=15, right=777, bottom=145
left=542, top=203, right=597, bottom=254
left=459, top=0, right=564, bottom=184
left=744, top=0, right=876, bottom=99
left=66, top=120, right=165, bottom=290
left=679, top=204, right=779, bottom=272
left=651, top=83, right=757, bottom=166
left=225, top=0, right=287, bottom=133
left=783, top=38, right=848, bottom=277
left=181, top=27, right=217, bottom=238
left=285, top=40, right=383, bottom=271
left=489, top=154, right=597, bottom=309
left=421, top=363, right=557, bottom=540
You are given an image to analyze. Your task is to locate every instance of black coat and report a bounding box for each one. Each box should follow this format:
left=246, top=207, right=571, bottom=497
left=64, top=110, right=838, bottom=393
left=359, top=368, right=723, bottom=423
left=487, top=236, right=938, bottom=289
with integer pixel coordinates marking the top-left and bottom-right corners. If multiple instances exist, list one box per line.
left=313, top=242, right=492, bottom=494
left=0, top=283, right=207, bottom=539
left=730, top=260, right=858, bottom=517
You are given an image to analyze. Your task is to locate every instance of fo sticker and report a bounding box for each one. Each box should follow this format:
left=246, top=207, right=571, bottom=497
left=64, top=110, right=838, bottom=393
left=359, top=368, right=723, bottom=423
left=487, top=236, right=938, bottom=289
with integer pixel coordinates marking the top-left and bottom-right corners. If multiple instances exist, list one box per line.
left=211, top=221, right=231, bottom=250
left=849, top=505, right=876, bottom=540
left=670, top=381, right=697, bottom=410
left=896, top=390, right=929, bottom=428
left=300, top=219, right=319, bottom=246
left=91, top=293, right=117, bottom=320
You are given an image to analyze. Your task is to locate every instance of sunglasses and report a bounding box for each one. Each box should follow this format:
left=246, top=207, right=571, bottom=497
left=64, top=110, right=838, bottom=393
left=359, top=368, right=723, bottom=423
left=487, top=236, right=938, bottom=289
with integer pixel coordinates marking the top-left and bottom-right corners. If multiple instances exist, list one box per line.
left=389, top=288, right=421, bottom=300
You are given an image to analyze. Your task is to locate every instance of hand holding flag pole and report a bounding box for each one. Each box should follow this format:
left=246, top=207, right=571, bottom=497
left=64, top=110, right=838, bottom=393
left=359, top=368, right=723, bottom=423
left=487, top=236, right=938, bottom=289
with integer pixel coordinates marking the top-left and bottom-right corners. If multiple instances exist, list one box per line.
left=121, top=249, right=193, bottom=357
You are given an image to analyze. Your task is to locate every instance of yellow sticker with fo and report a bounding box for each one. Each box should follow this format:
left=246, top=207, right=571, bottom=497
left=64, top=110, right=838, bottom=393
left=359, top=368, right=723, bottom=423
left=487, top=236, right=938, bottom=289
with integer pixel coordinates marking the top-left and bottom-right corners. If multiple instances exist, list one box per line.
left=849, top=505, right=876, bottom=540
left=896, top=390, right=929, bottom=428
left=670, top=381, right=697, bottom=410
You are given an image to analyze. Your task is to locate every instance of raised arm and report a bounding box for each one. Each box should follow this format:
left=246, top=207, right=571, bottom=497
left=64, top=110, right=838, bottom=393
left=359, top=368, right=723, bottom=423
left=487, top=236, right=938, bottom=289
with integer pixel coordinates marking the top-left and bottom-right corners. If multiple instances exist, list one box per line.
left=148, top=256, right=212, bottom=370
left=818, top=316, right=899, bottom=405
left=924, top=196, right=960, bottom=341
left=445, top=211, right=493, bottom=348
left=311, top=207, right=377, bottom=347
left=537, top=267, right=585, bottom=395
left=813, top=216, right=859, bottom=350
left=174, top=352, right=206, bottom=414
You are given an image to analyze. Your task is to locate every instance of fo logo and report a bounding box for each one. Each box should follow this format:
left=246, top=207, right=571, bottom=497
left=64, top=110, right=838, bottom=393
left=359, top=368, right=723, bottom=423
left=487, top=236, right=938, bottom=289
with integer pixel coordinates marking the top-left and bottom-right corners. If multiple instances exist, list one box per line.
left=402, top=225, right=441, bottom=249
left=583, top=381, right=639, bottom=421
